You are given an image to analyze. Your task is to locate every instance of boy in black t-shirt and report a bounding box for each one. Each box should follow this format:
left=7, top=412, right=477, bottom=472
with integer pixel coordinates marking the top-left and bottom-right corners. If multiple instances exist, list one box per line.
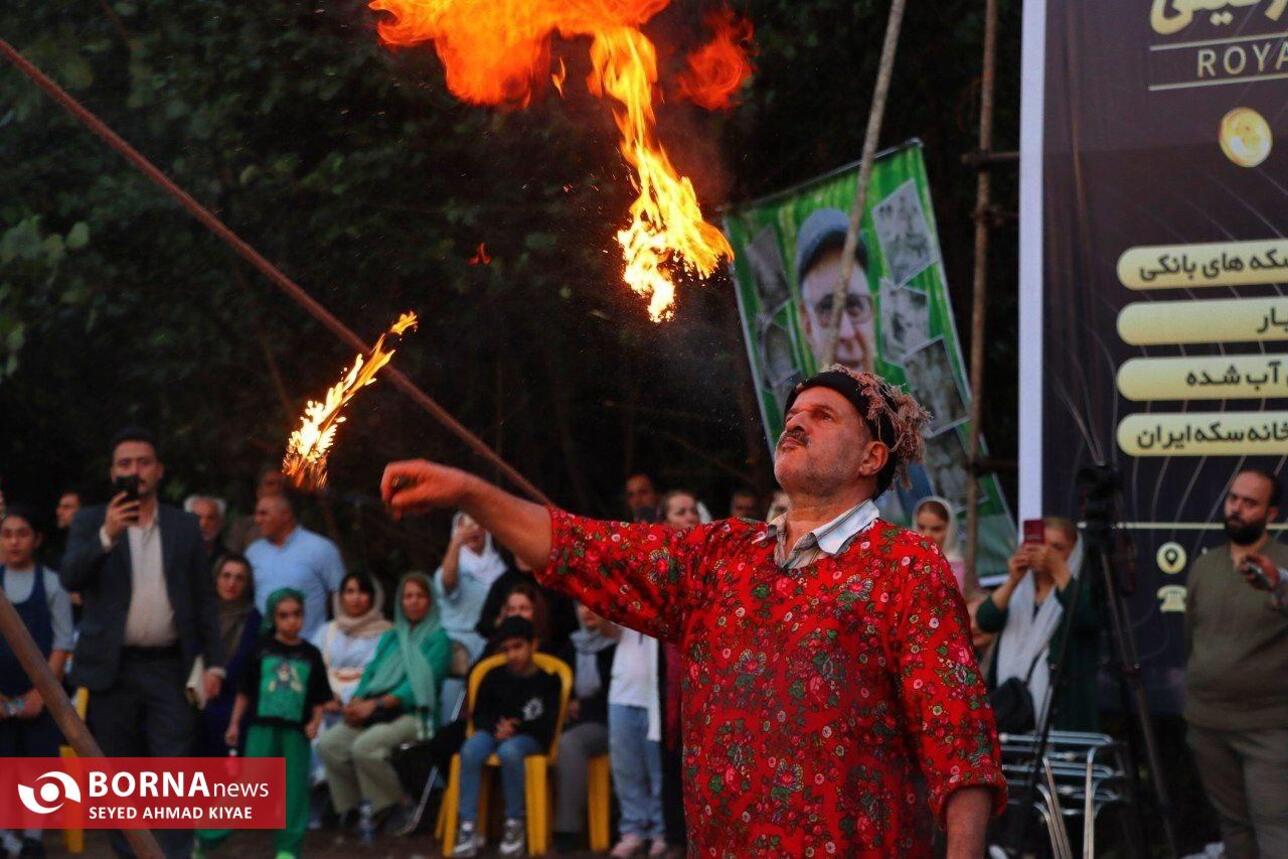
left=200, top=587, right=332, bottom=859
left=452, top=616, right=563, bottom=859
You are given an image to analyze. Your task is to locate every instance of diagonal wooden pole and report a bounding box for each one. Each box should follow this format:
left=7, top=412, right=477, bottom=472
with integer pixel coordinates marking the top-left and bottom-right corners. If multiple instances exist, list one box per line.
left=0, top=592, right=163, bottom=859
left=821, top=0, right=908, bottom=369
left=0, top=36, right=551, bottom=507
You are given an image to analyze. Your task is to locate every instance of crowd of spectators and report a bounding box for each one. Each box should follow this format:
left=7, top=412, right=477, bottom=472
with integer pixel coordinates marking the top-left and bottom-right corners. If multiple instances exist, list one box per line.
left=1, top=426, right=1285, bottom=858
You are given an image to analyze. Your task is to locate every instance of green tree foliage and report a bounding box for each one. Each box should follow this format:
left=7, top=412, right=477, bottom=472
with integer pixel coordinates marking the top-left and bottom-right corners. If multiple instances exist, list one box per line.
left=0, top=0, right=1020, bottom=571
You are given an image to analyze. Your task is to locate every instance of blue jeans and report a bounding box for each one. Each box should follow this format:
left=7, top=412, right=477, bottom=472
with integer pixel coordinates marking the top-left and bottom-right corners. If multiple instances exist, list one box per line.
left=458, top=731, right=543, bottom=823
left=609, top=704, right=663, bottom=840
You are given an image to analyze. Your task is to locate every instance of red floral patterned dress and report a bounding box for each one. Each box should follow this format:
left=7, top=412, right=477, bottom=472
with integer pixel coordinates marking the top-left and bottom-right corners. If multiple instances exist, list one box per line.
left=537, top=509, right=1006, bottom=857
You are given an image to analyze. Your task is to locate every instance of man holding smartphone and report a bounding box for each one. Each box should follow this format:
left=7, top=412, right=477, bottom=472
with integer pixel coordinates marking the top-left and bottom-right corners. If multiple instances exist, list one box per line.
left=1184, top=468, right=1288, bottom=859
left=61, top=427, right=225, bottom=859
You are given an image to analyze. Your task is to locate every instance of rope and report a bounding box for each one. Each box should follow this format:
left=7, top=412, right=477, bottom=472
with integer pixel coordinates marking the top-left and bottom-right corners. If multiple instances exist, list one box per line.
left=0, top=36, right=551, bottom=506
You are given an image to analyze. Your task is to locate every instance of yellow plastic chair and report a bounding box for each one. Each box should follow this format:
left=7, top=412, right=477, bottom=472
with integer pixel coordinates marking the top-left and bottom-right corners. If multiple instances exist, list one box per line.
left=586, top=753, right=612, bottom=852
left=438, top=653, right=572, bottom=856
left=60, top=687, right=89, bottom=854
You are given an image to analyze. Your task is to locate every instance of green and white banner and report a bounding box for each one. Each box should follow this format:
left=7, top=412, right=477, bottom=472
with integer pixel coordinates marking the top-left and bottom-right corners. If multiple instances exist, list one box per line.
left=725, top=140, right=1014, bottom=578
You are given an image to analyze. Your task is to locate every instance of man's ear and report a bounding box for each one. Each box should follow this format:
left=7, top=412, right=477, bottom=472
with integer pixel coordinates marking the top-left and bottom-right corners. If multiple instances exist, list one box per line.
left=1270, top=504, right=1280, bottom=523
left=858, top=441, right=890, bottom=479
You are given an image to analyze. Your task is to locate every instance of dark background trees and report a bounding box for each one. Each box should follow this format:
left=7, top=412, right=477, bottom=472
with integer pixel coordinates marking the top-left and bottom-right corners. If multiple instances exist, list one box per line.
left=0, top=0, right=1022, bottom=572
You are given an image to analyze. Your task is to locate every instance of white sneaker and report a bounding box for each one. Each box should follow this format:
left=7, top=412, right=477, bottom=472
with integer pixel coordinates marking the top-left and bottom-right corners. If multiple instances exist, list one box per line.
left=611, top=833, right=646, bottom=858
left=499, top=818, right=526, bottom=857
left=452, top=820, right=485, bottom=858
left=647, top=839, right=670, bottom=857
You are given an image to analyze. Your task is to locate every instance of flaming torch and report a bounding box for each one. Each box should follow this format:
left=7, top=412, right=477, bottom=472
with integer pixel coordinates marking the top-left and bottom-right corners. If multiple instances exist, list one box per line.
left=369, top=0, right=753, bottom=321
left=283, top=311, right=419, bottom=490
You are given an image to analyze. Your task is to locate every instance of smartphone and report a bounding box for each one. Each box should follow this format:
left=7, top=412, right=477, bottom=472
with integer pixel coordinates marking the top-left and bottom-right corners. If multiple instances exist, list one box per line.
left=1022, top=518, right=1044, bottom=545
left=112, top=474, right=141, bottom=504
left=1241, top=559, right=1277, bottom=590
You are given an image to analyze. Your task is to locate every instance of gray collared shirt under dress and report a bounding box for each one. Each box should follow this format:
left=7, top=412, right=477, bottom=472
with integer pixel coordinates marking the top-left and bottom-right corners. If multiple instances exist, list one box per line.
left=756, top=499, right=881, bottom=570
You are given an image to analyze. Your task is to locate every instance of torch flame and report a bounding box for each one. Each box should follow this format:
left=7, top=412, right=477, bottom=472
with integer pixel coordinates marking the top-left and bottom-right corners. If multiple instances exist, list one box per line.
left=369, top=0, right=746, bottom=321
left=283, top=312, right=419, bottom=490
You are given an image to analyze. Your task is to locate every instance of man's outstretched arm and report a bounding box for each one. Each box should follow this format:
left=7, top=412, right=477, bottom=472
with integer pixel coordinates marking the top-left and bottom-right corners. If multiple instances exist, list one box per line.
left=382, top=460, right=551, bottom=566
left=382, top=459, right=705, bottom=641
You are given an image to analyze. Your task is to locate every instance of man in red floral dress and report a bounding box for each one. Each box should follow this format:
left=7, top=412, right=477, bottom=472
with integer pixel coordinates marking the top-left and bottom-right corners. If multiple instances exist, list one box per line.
left=382, top=366, right=1005, bottom=857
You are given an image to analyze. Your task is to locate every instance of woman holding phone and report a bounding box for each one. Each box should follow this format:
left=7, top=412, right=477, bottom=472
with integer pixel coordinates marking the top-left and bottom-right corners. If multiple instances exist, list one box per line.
left=976, top=516, right=1102, bottom=732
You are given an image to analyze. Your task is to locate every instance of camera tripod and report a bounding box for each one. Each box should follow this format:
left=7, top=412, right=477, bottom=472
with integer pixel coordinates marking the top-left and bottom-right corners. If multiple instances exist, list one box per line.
left=1004, top=465, right=1178, bottom=858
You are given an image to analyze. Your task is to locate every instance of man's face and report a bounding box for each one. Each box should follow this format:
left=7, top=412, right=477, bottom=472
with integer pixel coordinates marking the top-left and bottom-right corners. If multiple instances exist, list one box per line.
left=798, top=246, right=875, bottom=374
left=625, top=476, right=659, bottom=515
left=55, top=493, right=81, bottom=529
left=0, top=517, right=40, bottom=568
left=500, top=636, right=536, bottom=673
left=1224, top=472, right=1278, bottom=546
left=191, top=498, right=224, bottom=543
left=773, top=387, right=884, bottom=499
left=730, top=492, right=758, bottom=520
left=110, top=440, right=164, bottom=500
left=253, top=497, right=293, bottom=542
left=258, top=470, right=286, bottom=500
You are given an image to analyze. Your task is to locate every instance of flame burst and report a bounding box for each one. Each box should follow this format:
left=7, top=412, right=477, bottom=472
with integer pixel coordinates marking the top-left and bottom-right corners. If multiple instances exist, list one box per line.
left=369, top=0, right=749, bottom=321
left=678, top=8, right=755, bottom=111
left=283, top=312, right=419, bottom=490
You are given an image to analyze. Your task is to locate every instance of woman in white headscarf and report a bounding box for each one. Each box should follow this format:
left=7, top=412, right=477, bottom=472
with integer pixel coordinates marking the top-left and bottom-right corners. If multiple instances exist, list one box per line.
left=312, top=572, right=393, bottom=706
left=913, top=495, right=965, bottom=593
left=433, top=512, right=508, bottom=662
left=976, top=517, right=1101, bottom=732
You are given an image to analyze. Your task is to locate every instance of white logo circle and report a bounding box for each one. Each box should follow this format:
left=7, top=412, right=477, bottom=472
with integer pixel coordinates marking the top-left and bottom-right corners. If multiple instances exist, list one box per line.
left=17, top=771, right=81, bottom=814
left=1156, top=542, right=1187, bottom=575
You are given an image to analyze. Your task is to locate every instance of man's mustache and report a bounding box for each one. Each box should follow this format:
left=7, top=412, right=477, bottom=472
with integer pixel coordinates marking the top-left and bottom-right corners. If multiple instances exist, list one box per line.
left=776, top=429, right=808, bottom=450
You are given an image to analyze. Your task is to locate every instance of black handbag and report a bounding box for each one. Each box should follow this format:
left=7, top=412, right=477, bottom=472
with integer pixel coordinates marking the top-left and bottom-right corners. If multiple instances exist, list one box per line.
left=988, top=648, right=1047, bottom=734
left=358, top=696, right=404, bottom=727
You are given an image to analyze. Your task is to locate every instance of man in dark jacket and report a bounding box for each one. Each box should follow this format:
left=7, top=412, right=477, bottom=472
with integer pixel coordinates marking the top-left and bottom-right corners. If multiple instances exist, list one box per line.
left=61, top=427, right=224, bottom=859
left=1185, top=468, right=1288, bottom=859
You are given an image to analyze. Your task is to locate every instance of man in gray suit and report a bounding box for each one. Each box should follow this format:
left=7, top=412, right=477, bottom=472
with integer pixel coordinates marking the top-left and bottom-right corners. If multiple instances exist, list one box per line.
left=61, top=427, right=225, bottom=859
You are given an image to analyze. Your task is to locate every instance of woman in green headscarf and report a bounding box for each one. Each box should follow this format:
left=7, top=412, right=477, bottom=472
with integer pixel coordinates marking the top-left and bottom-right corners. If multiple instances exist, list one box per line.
left=316, top=572, right=451, bottom=830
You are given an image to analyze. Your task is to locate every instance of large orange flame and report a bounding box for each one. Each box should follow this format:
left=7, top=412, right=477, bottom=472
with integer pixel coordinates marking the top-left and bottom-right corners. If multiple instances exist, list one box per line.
left=677, top=7, right=754, bottom=111
left=283, top=312, right=419, bottom=490
left=369, top=0, right=744, bottom=321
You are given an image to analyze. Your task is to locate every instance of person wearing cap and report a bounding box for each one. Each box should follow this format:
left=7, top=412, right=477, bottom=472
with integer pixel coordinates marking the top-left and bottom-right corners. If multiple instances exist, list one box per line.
left=451, top=616, right=563, bottom=859
left=794, top=207, right=876, bottom=375
left=381, top=365, right=1005, bottom=858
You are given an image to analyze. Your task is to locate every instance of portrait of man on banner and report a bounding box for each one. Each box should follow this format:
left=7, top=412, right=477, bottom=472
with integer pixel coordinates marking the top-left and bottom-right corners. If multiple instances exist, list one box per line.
left=793, top=207, right=877, bottom=376
left=726, top=141, right=1015, bottom=579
